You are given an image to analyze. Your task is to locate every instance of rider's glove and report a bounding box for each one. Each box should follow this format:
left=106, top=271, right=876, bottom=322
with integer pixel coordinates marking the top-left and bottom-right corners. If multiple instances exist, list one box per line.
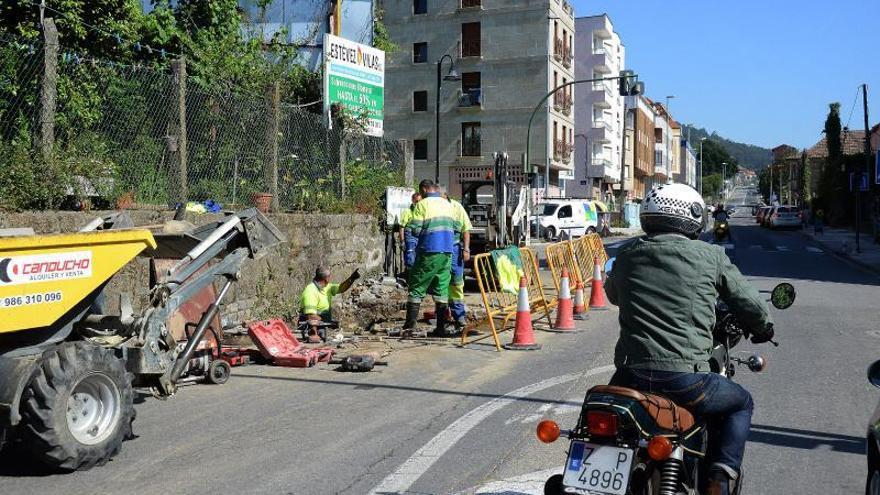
left=750, top=322, right=775, bottom=344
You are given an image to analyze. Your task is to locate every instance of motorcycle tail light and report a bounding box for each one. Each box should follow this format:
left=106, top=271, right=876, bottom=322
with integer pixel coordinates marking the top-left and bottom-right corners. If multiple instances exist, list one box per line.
left=586, top=410, right=618, bottom=437
left=536, top=420, right=561, bottom=444
left=647, top=435, right=674, bottom=461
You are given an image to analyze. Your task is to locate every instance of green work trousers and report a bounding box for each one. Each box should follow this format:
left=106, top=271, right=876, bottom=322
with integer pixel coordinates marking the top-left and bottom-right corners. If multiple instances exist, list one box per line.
left=408, top=252, right=452, bottom=304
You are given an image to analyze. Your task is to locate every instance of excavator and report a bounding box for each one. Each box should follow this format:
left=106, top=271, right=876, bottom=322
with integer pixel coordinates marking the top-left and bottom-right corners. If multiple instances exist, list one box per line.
left=0, top=208, right=284, bottom=470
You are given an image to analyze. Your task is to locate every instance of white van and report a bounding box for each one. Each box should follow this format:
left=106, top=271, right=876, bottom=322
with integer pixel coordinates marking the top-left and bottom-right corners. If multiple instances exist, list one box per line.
left=533, top=199, right=600, bottom=241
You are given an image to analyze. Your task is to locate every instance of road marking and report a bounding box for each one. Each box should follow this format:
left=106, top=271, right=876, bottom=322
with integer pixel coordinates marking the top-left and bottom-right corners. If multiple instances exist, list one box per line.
left=368, top=365, right=615, bottom=494
left=776, top=246, right=790, bottom=251
left=806, top=247, right=823, bottom=253
left=723, top=243, right=735, bottom=250
left=466, top=467, right=561, bottom=495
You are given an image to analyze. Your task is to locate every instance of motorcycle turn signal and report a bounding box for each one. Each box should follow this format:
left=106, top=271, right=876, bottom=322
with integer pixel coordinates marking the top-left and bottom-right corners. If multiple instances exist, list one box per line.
left=647, top=435, right=674, bottom=461
left=536, top=420, right=561, bottom=444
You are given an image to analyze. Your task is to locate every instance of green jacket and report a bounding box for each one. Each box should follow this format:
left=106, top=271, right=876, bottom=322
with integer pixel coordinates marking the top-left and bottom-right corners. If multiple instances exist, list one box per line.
left=605, top=234, right=772, bottom=372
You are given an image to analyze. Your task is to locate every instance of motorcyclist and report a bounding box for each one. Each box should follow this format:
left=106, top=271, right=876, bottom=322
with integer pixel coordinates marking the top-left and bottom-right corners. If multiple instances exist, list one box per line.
left=604, top=184, right=773, bottom=495
left=713, top=203, right=730, bottom=222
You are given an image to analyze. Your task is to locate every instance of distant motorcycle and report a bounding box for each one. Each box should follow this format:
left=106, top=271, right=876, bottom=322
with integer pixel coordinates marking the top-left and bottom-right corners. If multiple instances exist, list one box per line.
left=713, top=219, right=731, bottom=242
left=537, top=280, right=796, bottom=495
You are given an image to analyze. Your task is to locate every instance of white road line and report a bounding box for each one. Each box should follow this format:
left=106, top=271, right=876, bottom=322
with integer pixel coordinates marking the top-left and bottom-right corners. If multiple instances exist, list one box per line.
left=468, top=467, right=561, bottom=495
left=806, top=246, right=823, bottom=253
left=368, top=365, right=615, bottom=495
left=776, top=246, right=790, bottom=251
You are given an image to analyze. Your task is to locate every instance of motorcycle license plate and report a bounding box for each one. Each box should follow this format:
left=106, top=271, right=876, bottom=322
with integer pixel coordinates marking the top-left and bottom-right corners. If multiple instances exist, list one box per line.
left=562, top=441, right=633, bottom=495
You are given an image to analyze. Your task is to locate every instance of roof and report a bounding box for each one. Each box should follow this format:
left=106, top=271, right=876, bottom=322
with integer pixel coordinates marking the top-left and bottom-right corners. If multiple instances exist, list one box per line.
left=772, top=144, right=797, bottom=153
left=806, top=130, right=870, bottom=158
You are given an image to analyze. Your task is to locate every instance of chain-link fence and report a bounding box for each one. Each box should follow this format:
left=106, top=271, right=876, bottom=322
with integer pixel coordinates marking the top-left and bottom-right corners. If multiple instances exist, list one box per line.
left=0, top=30, right=408, bottom=213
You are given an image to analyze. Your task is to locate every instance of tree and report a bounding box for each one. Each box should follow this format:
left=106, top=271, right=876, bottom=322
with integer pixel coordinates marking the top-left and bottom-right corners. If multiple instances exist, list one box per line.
left=819, top=102, right=844, bottom=222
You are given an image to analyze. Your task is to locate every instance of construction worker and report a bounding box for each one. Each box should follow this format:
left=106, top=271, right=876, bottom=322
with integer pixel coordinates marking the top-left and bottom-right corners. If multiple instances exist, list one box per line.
left=403, top=179, right=457, bottom=337
left=443, top=190, right=472, bottom=332
left=298, top=266, right=360, bottom=342
left=399, top=192, right=422, bottom=269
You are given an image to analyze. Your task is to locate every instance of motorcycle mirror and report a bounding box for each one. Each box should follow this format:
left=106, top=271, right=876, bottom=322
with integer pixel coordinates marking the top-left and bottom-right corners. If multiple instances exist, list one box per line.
left=868, top=360, right=880, bottom=389
left=747, top=355, right=766, bottom=373
left=604, top=257, right=615, bottom=276
left=769, top=283, right=796, bottom=309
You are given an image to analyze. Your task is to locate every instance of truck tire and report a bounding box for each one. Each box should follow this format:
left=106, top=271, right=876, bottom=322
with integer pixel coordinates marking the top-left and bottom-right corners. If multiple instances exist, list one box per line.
left=18, top=341, right=134, bottom=471
left=544, top=227, right=556, bottom=242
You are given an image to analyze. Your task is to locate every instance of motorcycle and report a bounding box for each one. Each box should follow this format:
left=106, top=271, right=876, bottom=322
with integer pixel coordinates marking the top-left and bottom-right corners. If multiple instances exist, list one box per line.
left=713, top=211, right=733, bottom=242
left=537, top=277, right=796, bottom=495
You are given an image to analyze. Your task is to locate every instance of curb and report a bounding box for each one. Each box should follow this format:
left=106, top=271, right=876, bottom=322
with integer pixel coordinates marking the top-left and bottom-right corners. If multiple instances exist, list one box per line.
left=797, top=230, right=880, bottom=278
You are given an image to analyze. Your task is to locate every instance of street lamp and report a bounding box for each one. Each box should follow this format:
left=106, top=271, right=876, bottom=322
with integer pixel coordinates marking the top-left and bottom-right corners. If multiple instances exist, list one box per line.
left=665, top=95, right=675, bottom=183
left=435, top=54, right=461, bottom=185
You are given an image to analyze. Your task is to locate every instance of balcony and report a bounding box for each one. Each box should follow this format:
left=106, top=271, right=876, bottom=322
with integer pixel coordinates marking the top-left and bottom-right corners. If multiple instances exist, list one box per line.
left=562, top=46, right=572, bottom=68
left=458, top=88, right=483, bottom=108
left=588, top=124, right=612, bottom=144
left=591, top=51, right=611, bottom=74
left=562, top=0, right=574, bottom=16
left=553, top=93, right=573, bottom=116
left=553, top=140, right=574, bottom=162
left=553, top=38, right=564, bottom=61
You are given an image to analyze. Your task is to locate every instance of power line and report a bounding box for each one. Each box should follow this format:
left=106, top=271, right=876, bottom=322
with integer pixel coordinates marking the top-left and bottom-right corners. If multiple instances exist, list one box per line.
left=844, top=85, right=861, bottom=130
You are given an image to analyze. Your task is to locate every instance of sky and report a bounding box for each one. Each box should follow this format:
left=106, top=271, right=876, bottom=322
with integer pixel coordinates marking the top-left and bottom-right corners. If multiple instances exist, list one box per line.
left=572, top=0, right=880, bottom=150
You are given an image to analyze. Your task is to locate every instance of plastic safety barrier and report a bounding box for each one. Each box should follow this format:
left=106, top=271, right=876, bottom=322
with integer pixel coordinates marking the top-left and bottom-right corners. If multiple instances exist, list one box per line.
left=584, top=233, right=609, bottom=266
left=463, top=247, right=555, bottom=351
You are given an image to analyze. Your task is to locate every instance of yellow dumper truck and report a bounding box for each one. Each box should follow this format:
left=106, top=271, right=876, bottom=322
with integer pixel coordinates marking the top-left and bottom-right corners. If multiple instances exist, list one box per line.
left=0, top=209, right=283, bottom=470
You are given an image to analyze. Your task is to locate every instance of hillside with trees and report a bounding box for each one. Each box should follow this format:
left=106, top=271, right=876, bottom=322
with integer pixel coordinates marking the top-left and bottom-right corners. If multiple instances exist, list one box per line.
left=682, top=125, right=771, bottom=170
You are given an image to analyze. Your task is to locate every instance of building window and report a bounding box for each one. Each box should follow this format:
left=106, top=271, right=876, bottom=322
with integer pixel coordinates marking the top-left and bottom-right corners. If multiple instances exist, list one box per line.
left=461, top=0, right=481, bottom=8
left=461, top=122, right=481, bottom=156
left=461, top=22, right=481, bottom=57
left=414, top=139, right=428, bottom=160
left=413, top=42, right=428, bottom=63
left=460, top=72, right=481, bottom=107
left=413, top=90, right=428, bottom=112
left=413, top=0, right=427, bottom=15
left=654, top=128, right=663, bottom=144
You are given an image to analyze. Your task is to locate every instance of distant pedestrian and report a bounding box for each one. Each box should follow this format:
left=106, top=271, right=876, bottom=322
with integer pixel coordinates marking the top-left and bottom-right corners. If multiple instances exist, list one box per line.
left=814, top=209, right=824, bottom=236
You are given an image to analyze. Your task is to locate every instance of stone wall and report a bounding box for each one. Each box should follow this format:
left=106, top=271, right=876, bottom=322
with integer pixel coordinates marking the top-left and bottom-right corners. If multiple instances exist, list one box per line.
left=0, top=210, right=385, bottom=330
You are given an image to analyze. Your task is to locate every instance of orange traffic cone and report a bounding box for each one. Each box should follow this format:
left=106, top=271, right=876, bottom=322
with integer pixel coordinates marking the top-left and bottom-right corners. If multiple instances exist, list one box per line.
left=589, top=256, right=609, bottom=310
left=504, top=276, right=542, bottom=350
left=551, top=268, right=577, bottom=331
left=573, top=280, right=589, bottom=320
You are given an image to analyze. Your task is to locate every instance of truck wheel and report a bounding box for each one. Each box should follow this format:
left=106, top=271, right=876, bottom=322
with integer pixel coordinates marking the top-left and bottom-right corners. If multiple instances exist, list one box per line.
left=544, top=227, right=556, bottom=242
left=206, top=359, right=231, bottom=385
left=587, top=226, right=597, bottom=235
left=19, top=342, right=134, bottom=471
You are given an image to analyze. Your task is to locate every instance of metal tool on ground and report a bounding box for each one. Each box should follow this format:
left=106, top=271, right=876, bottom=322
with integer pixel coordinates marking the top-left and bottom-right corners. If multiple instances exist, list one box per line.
left=0, top=208, right=285, bottom=471
left=330, top=353, right=389, bottom=372
left=573, top=280, right=588, bottom=320
left=503, top=276, right=542, bottom=351
left=550, top=268, right=577, bottom=332
left=248, top=319, right=334, bottom=368
left=588, top=256, right=609, bottom=310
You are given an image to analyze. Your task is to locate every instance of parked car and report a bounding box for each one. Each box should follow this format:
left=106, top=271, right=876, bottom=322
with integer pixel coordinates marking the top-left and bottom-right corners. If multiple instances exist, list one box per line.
left=768, top=205, right=801, bottom=229
left=532, top=199, right=601, bottom=241
left=865, top=361, right=880, bottom=493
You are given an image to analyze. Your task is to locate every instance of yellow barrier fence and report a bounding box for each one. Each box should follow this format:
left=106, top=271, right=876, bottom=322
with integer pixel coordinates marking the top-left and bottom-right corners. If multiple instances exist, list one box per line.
left=463, top=247, right=555, bottom=351
left=570, top=236, right=598, bottom=286
left=544, top=240, right=584, bottom=296
left=585, top=233, right=609, bottom=267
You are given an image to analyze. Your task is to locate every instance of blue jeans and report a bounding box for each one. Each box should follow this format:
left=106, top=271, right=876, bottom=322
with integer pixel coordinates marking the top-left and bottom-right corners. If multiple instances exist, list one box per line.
left=609, top=368, right=753, bottom=476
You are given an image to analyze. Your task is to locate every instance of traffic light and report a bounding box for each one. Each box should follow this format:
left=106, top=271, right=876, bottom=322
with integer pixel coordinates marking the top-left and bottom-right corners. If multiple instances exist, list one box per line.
left=618, top=70, right=643, bottom=96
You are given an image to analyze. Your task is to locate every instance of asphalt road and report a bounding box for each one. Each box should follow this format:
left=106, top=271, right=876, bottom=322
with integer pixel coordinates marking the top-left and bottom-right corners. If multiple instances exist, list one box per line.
left=2, top=186, right=878, bottom=494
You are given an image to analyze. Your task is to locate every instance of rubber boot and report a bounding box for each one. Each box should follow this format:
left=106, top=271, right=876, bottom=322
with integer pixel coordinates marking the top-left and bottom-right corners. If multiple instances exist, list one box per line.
left=432, top=303, right=449, bottom=337
left=401, top=302, right=421, bottom=336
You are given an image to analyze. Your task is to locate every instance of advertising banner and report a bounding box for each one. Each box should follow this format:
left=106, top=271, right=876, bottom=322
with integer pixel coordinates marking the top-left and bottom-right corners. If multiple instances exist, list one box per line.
left=323, top=33, right=385, bottom=137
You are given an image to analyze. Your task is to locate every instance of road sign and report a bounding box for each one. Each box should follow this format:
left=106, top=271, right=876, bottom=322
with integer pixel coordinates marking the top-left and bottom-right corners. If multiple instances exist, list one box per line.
left=875, top=152, right=879, bottom=185
left=323, top=33, right=385, bottom=137
left=849, top=172, right=869, bottom=192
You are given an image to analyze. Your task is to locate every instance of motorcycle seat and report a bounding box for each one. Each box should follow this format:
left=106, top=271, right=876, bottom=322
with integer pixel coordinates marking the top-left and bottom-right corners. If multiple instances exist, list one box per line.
left=588, top=385, right=696, bottom=433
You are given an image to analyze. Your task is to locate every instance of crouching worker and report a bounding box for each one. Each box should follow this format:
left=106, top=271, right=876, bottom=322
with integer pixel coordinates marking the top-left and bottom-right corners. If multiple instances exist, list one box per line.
left=298, top=266, right=360, bottom=342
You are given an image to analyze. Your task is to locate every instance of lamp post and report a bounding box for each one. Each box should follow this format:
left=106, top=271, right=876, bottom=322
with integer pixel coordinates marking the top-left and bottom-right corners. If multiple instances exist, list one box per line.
left=665, top=95, right=675, bottom=183
left=435, top=54, right=461, bottom=185
left=721, top=161, right=727, bottom=199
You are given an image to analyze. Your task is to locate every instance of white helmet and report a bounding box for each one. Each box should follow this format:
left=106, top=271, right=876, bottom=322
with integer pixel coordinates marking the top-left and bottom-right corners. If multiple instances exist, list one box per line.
left=640, top=183, right=705, bottom=238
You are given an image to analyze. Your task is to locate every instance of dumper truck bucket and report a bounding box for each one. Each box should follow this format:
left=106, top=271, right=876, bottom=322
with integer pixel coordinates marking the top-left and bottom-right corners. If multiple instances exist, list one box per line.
left=144, top=208, right=285, bottom=261
left=0, top=230, right=156, bottom=334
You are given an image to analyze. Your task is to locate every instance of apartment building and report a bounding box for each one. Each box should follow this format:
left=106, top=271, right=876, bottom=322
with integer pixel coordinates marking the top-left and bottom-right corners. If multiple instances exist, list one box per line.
left=679, top=138, right=697, bottom=188
left=669, top=121, right=682, bottom=182
left=651, top=100, right=673, bottom=183
left=571, top=14, right=625, bottom=199
left=624, top=94, right=656, bottom=199
left=381, top=0, right=576, bottom=197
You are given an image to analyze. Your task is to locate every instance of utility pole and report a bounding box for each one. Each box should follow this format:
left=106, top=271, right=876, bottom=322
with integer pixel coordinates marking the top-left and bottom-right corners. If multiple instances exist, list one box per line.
left=858, top=83, right=870, bottom=253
